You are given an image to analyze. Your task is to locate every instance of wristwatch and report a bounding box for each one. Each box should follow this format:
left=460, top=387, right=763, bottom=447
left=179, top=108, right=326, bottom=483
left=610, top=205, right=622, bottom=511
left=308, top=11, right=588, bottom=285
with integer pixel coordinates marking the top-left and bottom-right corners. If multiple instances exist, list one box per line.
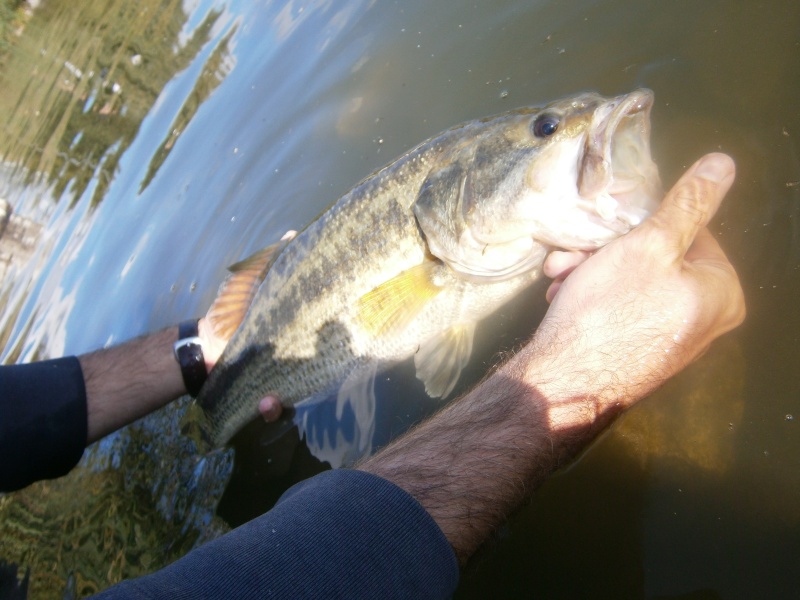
left=173, top=319, right=208, bottom=397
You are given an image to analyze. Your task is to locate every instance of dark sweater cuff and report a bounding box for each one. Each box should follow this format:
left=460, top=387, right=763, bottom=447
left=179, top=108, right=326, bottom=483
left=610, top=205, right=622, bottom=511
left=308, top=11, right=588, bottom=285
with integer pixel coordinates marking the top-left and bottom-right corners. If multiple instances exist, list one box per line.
left=0, top=356, right=87, bottom=492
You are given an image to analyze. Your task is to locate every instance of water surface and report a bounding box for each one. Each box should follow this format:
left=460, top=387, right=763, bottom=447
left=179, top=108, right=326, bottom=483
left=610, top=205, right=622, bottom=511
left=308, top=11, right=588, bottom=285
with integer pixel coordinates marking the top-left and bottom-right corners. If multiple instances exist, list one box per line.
left=0, top=0, right=798, bottom=597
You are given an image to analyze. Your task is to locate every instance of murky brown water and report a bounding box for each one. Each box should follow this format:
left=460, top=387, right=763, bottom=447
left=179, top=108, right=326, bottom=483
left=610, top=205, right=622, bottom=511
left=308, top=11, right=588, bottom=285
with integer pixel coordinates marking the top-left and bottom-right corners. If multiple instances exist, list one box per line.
left=1, top=0, right=798, bottom=597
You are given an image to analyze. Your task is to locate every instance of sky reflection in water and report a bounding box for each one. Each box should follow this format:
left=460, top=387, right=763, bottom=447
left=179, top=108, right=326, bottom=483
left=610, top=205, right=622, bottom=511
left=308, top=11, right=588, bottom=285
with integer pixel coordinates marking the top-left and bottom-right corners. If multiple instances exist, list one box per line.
left=0, top=0, right=799, bottom=597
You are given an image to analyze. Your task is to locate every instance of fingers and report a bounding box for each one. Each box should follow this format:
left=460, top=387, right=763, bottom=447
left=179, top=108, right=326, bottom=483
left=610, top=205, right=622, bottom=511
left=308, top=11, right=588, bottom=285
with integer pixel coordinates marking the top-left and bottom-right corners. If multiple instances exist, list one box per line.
left=643, top=153, right=736, bottom=258
left=259, top=395, right=284, bottom=422
left=544, top=250, right=591, bottom=302
left=545, top=280, right=561, bottom=303
left=543, top=250, right=591, bottom=279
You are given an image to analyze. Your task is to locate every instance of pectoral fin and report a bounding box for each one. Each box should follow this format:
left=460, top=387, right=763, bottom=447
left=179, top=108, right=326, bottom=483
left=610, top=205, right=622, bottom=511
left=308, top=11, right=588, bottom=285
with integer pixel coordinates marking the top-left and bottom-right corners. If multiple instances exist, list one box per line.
left=356, top=261, right=442, bottom=336
left=206, top=232, right=296, bottom=341
left=414, top=322, right=475, bottom=398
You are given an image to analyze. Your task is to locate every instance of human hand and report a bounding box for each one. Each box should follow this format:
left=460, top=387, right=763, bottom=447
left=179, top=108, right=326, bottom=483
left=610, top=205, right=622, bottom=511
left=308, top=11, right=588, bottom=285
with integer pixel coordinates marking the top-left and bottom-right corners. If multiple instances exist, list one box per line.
left=522, top=153, right=745, bottom=414
left=356, top=154, right=743, bottom=565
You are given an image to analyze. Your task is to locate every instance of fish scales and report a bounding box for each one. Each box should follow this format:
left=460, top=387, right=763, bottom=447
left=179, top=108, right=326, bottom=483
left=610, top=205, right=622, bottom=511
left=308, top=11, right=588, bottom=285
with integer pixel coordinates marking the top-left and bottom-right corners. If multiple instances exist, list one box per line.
left=200, top=139, right=449, bottom=442
left=197, top=90, right=662, bottom=452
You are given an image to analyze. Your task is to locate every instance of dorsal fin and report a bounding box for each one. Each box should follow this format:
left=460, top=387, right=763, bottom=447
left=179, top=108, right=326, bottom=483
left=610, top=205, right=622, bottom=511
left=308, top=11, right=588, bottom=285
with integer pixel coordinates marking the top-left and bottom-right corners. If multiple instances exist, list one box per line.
left=355, top=260, right=442, bottom=337
left=206, top=231, right=296, bottom=341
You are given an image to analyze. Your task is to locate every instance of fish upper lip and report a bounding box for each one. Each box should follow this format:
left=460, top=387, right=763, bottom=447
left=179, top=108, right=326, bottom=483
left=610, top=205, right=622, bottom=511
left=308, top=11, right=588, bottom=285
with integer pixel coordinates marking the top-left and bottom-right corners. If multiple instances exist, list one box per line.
left=578, top=89, right=659, bottom=228
left=583, top=89, right=654, bottom=187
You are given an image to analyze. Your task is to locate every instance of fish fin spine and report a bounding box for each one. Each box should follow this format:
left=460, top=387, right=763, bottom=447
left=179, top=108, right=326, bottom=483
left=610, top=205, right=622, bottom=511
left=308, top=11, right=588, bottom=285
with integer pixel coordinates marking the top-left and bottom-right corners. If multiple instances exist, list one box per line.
left=206, top=236, right=293, bottom=341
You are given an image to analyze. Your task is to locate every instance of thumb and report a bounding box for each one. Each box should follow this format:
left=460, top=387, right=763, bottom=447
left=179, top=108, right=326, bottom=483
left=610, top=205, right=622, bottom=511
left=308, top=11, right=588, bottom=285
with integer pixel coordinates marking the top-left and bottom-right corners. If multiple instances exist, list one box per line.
left=643, top=153, right=736, bottom=258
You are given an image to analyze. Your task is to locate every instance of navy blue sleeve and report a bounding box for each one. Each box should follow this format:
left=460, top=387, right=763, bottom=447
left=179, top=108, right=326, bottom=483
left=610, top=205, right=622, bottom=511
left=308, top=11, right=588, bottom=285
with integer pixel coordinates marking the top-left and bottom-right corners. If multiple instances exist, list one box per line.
left=94, top=469, right=460, bottom=599
left=0, top=357, right=88, bottom=492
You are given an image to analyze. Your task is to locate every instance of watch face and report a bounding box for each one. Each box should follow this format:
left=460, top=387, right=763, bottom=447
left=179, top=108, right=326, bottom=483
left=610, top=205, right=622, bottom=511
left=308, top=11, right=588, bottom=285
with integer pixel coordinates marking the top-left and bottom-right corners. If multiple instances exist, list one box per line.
left=175, top=321, right=207, bottom=397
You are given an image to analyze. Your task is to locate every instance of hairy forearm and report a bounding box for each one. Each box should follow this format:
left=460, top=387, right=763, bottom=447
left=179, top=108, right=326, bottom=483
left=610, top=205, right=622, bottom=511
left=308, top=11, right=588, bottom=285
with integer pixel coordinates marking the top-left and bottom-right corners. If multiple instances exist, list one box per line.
left=80, top=326, right=186, bottom=443
left=359, top=340, right=623, bottom=565
left=79, top=318, right=223, bottom=444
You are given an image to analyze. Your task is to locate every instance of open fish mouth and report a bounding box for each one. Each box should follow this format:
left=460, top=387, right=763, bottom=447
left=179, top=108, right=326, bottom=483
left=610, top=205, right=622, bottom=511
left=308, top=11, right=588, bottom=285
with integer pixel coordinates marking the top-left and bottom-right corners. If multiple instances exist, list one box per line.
left=578, top=89, right=662, bottom=233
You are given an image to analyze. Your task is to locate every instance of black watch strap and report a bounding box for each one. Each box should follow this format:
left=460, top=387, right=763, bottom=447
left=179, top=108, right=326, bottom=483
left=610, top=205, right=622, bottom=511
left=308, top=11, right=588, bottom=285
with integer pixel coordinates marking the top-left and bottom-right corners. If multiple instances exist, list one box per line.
left=174, top=319, right=208, bottom=397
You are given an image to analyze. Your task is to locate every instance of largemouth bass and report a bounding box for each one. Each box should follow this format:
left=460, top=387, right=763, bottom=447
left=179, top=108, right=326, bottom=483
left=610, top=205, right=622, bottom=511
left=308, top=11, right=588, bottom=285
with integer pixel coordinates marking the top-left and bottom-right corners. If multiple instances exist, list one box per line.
left=197, top=89, right=662, bottom=464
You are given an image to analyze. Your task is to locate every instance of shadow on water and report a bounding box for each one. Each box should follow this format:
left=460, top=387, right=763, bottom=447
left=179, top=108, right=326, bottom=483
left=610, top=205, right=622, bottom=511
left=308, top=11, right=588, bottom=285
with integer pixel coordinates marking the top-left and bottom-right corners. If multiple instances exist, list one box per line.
left=0, top=0, right=799, bottom=598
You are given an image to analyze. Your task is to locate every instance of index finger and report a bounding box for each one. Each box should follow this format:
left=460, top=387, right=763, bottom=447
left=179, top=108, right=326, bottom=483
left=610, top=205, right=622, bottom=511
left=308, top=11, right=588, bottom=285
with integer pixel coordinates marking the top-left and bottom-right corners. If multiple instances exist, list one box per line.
left=643, top=153, right=736, bottom=258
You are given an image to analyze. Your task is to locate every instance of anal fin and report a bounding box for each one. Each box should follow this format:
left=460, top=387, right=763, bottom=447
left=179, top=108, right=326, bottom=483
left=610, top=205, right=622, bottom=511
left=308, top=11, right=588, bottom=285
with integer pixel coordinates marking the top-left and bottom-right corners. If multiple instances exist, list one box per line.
left=414, top=322, right=475, bottom=398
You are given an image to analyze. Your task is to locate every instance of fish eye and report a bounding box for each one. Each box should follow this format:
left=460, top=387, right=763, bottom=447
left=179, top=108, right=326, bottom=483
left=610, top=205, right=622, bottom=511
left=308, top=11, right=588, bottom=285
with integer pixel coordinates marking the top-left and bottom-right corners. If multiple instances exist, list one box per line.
left=532, top=114, right=560, bottom=138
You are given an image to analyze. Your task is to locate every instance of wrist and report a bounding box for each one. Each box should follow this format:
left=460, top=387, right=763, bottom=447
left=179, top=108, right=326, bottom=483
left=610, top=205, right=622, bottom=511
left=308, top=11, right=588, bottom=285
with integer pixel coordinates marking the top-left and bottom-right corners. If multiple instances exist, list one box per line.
left=504, top=333, right=632, bottom=432
left=84, top=327, right=188, bottom=442
left=174, top=320, right=209, bottom=397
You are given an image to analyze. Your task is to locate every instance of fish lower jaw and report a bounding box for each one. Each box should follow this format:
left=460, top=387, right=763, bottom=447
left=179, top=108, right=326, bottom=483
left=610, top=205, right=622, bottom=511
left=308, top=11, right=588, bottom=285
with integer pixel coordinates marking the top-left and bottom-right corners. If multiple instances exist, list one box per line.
left=594, top=192, right=619, bottom=221
left=577, top=172, right=658, bottom=233
left=566, top=195, right=629, bottom=240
